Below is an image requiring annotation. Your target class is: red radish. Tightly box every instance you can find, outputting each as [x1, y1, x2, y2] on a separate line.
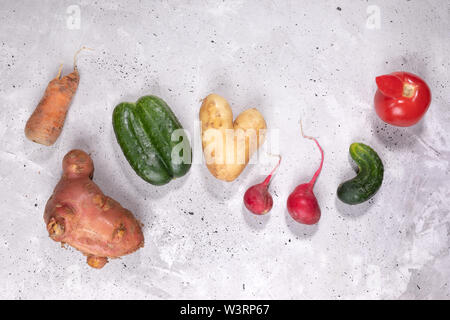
[243, 155, 281, 215]
[287, 124, 324, 225]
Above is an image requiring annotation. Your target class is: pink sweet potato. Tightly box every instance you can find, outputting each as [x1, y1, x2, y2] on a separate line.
[44, 149, 144, 269]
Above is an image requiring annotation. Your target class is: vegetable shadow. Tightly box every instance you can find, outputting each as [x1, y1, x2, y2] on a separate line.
[386, 53, 431, 81]
[334, 195, 376, 219]
[66, 136, 95, 155]
[199, 161, 253, 201]
[284, 209, 319, 239]
[369, 102, 424, 151]
[109, 126, 189, 201]
[201, 71, 236, 103]
[241, 202, 270, 231]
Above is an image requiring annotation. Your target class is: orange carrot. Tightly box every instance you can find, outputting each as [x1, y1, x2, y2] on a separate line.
[25, 47, 90, 146]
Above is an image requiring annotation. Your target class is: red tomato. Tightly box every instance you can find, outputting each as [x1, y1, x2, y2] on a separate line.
[374, 72, 431, 127]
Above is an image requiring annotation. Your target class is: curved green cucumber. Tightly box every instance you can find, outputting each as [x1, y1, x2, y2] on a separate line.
[113, 95, 191, 186]
[337, 143, 384, 205]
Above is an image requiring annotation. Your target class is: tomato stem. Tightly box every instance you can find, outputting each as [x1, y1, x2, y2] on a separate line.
[402, 83, 416, 98]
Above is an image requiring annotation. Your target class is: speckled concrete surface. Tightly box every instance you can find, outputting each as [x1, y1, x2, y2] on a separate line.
[0, 0, 449, 299]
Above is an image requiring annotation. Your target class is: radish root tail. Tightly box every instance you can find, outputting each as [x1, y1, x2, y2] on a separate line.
[267, 154, 282, 178]
[262, 154, 282, 186]
[300, 120, 324, 187]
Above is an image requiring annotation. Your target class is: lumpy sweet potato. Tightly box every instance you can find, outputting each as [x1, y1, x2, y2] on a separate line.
[44, 149, 144, 269]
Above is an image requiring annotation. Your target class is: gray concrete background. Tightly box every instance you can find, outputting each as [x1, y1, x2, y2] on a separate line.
[0, 0, 449, 299]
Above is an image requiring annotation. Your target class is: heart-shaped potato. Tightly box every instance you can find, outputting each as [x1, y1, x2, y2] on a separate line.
[199, 94, 267, 181]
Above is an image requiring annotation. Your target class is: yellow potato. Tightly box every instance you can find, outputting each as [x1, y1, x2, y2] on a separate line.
[199, 93, 267, 181]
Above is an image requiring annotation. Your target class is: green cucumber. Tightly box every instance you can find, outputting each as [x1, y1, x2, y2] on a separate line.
[113, 95, 191, 185]
[337, 142, 384, 205]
